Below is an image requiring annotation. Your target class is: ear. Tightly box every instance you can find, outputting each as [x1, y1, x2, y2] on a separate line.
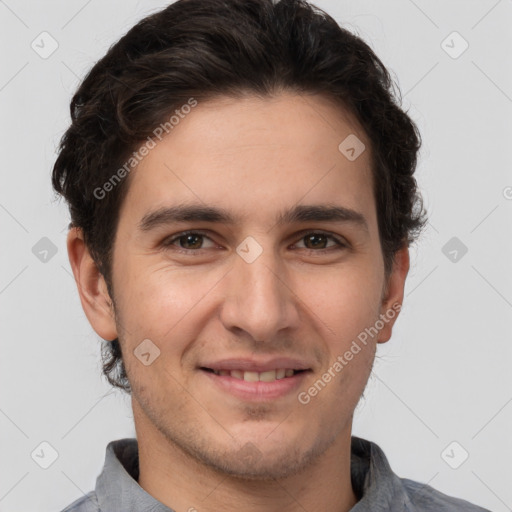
[377, 245, 410, 344]
[66, 227, 118, 341]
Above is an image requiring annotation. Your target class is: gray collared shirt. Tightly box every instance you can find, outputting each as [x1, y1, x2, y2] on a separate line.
[60, 436, 491, 511]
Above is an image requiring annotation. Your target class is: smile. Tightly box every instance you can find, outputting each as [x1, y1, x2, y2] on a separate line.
[202, 367, 306, 382]
[199, 367, 311, 401]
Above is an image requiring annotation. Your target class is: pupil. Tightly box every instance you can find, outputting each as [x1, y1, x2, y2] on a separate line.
[182, 234, 202, 249]
[306, 234, 326, 249]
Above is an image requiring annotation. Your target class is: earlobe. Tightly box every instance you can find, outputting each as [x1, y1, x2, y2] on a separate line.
[66, 227, 118, 341]
[377, 245, 410, 344]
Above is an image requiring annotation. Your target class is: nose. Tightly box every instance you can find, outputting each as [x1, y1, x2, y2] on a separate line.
[219, 246, 301, 343]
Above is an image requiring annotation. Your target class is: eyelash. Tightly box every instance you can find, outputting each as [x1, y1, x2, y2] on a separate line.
[161, 230, 348, 255]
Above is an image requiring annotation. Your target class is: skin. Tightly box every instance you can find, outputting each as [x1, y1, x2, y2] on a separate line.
[67, 92, 409, 512]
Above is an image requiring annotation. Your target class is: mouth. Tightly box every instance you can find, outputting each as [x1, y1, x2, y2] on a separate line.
[200, 367, 307, 382]
[199, 364, 311, 402]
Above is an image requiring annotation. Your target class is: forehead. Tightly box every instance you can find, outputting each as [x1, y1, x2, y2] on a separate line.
[118, 93, 376, 229]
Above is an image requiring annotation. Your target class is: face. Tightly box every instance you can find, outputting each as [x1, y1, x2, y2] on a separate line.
[73, 92, 409, 480]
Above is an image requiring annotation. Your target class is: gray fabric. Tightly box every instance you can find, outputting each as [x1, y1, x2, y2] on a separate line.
[60, 436, 491, 511]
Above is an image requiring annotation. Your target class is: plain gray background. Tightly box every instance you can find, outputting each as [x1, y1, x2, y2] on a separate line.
[1, 0, 511, 510]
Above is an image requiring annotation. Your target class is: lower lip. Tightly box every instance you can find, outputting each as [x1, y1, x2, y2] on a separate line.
[200, 369, 309, 402]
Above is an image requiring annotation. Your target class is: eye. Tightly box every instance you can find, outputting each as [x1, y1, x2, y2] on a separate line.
[293, 231, 347, 252]
[162, 230, 217, 252]
[161, 230, 347, 254]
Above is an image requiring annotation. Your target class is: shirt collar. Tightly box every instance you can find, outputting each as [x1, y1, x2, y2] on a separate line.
[350, 436, 413, 510]
[96, 438, 174, 511]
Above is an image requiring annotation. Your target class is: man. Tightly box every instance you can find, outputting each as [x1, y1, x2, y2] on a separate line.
[53, 0, 490, 510]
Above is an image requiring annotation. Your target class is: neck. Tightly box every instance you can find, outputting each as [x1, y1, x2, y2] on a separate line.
[134, 407, 358, 512]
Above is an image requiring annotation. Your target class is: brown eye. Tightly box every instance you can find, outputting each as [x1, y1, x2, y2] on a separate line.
[295, 231, 346, 251]
[303, 233, 328, 249]
[162, 231, 216, 251]
[178, 233, 203, 249]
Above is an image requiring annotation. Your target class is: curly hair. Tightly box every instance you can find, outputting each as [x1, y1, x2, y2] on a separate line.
[52, 0, 427, 393]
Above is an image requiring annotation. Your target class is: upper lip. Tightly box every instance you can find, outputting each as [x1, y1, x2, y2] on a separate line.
[200, 357, 312, 373]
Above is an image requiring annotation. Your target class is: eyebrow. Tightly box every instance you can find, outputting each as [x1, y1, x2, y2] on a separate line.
[138, 203, 369, 233]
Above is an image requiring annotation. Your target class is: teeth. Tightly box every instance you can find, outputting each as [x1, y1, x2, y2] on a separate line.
[259, 370, 276, 382]
[212, 368, 300, 381]
[243, 371, 259, 382]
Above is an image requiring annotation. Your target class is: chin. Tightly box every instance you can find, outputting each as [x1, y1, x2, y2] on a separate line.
[171, 423, 332, 482]
[199, 443, 319, 481]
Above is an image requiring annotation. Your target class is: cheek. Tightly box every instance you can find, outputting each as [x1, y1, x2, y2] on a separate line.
[313, 266, 381, 403]
[118, 266, 220, 350]
[295, 262, 383, 340]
